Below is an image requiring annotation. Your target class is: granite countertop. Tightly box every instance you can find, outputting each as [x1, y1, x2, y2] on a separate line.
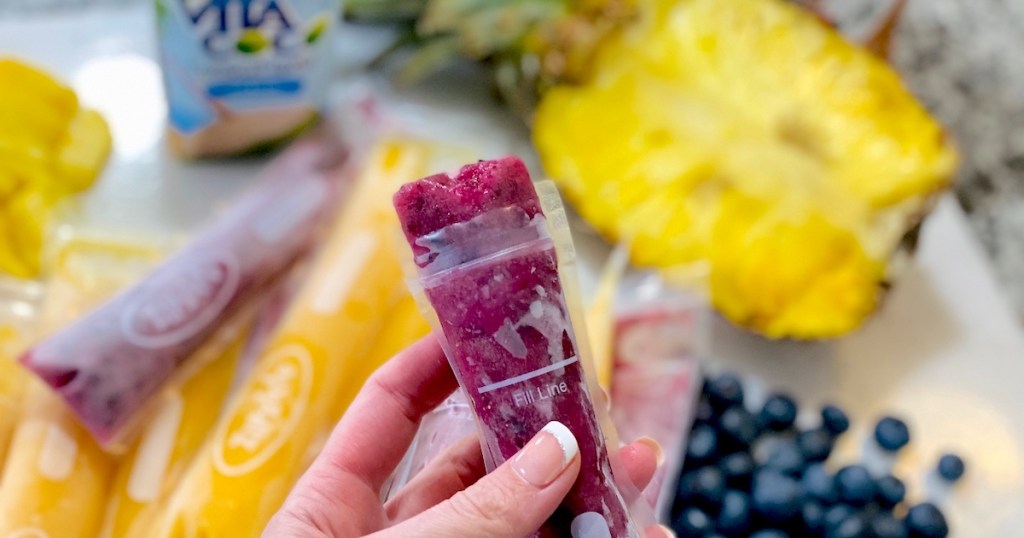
[896, 0, 1024, 324]
[3, 0, 1022, 322]
[824, 0, 1024, 323]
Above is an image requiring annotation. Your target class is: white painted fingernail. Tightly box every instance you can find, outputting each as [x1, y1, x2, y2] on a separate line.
[514, 421, 580, 487]
[543, 421, 579, 467]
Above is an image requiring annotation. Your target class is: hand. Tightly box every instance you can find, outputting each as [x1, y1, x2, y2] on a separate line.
[264, 336, 675, 538]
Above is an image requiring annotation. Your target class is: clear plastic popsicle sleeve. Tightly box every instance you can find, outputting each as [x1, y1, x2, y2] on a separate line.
[393, 157, 649, 537]
[609, 280, 705, 522]
[18, 137, 352, 450]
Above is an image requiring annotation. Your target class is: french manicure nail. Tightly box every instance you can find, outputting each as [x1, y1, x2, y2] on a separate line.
[636, 436, 665, 467]
[513, 421, 579, 487]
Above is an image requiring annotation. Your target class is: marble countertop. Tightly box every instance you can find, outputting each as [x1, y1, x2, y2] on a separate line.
[3, 0, 1022, 322]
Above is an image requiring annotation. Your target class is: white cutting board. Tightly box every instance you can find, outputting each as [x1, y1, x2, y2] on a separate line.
[2, 4, 1022, 536]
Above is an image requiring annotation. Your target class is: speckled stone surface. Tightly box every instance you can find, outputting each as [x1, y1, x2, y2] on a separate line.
[824, 0, 1024, 322]
[3, 0, 1022, 321]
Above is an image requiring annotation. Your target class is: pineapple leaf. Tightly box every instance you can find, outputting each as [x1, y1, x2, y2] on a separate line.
[455, 0, 566, 58]
[419, 0, 516, 35]
[397, 35, 464, 85]
[345, 0, 424, 21]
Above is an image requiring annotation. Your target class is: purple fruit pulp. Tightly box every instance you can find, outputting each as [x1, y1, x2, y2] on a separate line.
[394, 157, 636, 537]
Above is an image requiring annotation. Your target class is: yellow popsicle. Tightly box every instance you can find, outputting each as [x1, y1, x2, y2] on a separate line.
[332, 292, 431, 421]
[0, 337, 26, 474]
[99, 323, 250, 538]
[0, 235, 163, 538]
[585, 243, 629, 391]
[0, 379, 115, 538]
[0, 280, 42, 474]
[149, 140, 432, 537]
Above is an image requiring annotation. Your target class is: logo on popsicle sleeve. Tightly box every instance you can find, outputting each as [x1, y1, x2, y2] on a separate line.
[122, 250, 240, 348]
[212, 342, 313, 476]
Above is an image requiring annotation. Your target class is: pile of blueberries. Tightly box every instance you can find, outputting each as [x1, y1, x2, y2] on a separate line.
[669, 373, 966, 538]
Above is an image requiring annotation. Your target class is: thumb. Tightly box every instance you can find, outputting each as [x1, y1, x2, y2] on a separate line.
[379, 421, 581, 538]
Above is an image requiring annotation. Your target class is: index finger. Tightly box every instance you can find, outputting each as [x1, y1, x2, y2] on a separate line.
[306, 334, 457, 495]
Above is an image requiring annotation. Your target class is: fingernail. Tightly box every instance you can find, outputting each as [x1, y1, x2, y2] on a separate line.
[660, 525, 678, 538]
[513, 421, 578, 487]
[636, 436, 665, 467]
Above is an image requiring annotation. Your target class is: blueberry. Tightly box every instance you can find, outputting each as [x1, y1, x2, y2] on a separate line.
[801, 501, 826, 534]
[759, 394, 798, 431]
[937, 453, 965, 482]
[762, 440, 806, 476]
[797, 428, 834, 462]
[695, 398, 715, 424]
[673, 506, 713, 537]
[679, 466, 726, 511]
[835, 465, 876, 507]
[749, 531, 790, 538]
[828, 513, 868, 538]
[751, 470, 803, 525]
[874, 417, 911, 452]
[720, 452, 755, 488]
[686, 424, 719, 466]
[716, 490, 751, 535]
[871, 513, 909, 538]
[823, 504, 856, 533]
[822, 404, 851, 436]
[874, 475, 906, 509]
[707, 373, 745, 410]
[801, 463, 836, 503]
[904, 503, 949, 538]
[717, 405, 759, 449]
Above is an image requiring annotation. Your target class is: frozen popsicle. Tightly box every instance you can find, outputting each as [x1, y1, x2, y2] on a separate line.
[99, 323, 249, 538]
[0, 380, 115, 538]
[331, 293, 431, 421]
[147, 139, 427, 538]
[394, 157, 638, 537]
[587, 244, 629, 391]
[0, 280, 43, 472]
[610, 306, 702, 521]
[0, 351, 25, 474]
[0, 231, 168, 537]
[19, 138, 348, 447]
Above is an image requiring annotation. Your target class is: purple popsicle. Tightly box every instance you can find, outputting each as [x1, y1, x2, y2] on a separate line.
[19, 139, 348, 448]
[394, 157, 638, 538]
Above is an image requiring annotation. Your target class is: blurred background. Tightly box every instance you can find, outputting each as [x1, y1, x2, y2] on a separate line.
[2, 0, 1022, 323]
[1, 0, 1022, 537]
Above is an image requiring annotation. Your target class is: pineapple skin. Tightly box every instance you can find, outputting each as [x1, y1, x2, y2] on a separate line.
[534, 0, 958, 339]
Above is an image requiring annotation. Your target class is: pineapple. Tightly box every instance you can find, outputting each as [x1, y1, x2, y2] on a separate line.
[0, 59, 112, 279]
[348, 0, 957, 339]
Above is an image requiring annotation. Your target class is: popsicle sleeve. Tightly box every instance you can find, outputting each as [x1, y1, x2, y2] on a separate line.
[329, 292, 431, 423]
[0, 235, 162, 537]
[0, 379, 115, 538]
[393, 157, 639, 537]
[98, 322, 250, 538]
[0, 351, 26, 477]
[146, 140, 429, 538]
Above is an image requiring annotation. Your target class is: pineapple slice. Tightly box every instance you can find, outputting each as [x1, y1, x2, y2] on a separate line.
[55, 108, 113, 193]
[534, 0, 957, 338]
[0, 58, 112, 278]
